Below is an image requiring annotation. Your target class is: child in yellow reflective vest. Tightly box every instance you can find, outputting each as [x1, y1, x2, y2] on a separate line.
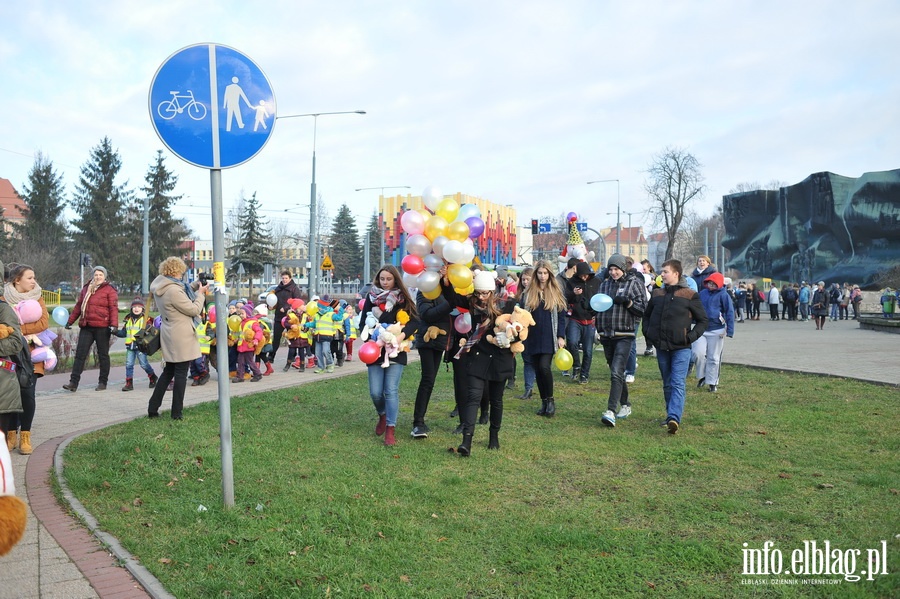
[118, 297, 158, 391]
[233, 306, 263, 382]
[344, 305, 358, 361]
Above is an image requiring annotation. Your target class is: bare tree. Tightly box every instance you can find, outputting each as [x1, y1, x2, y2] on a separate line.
[728, 180, 790, 194]
[644, 146, 705, 260]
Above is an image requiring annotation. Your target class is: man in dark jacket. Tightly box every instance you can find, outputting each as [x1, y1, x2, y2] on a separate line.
[564, 261, 600, 384]
[597, 254, 646, 426]
[270, 271, 303, 368]
[642, 259, 708, 435]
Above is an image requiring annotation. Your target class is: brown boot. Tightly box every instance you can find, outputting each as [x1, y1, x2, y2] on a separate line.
[6, 430, 17, 452]
[384, 426, 396, 446]
[18, 431, 32, 455]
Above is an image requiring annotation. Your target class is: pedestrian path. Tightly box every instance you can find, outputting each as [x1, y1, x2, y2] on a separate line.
[0, 318, 896, 598]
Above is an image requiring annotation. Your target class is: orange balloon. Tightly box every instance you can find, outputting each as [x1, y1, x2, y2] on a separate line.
[424, 216, 449, 241]
[446, 220, 470, 242]
[448, 263, 473, 289]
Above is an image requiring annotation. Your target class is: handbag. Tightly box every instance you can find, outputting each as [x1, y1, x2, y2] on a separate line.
[133, 323, 161, 356]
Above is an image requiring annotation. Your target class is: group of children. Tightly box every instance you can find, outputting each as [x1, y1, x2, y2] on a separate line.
[280, 295, 358, 374]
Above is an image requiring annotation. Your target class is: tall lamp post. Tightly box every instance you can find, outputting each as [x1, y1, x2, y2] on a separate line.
[355, 186, 410, 281]
[588, 179, 620, 254]
[622, 211, 639, 256]
[277, 110, 366, 297]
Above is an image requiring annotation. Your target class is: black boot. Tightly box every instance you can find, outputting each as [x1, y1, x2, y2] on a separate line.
[488, 428, 500, 450]
[449, 407, 459, 418]
[457, 433, 473, 457]
[478, 409, 490, 425]
[536, 399, 548, 416]
[544, 398, 556, 418]
[518, 388, 532, 400]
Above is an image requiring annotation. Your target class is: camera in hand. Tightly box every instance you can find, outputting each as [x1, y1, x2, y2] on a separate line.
[198, 272, 211, 286]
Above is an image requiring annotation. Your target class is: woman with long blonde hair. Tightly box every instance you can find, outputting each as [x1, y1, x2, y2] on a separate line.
[520, 260, 567, 417]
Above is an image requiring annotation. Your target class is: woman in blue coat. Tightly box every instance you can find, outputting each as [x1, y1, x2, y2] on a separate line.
[520, 260, 567, 417]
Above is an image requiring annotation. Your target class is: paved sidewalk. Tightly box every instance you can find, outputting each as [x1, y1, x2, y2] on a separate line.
[0, 318, 896, 598]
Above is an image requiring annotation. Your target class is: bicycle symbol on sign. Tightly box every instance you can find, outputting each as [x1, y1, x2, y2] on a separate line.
[157, 90, 208, 121]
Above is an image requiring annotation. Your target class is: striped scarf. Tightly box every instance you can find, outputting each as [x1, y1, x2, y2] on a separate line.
[454, 320, 487, 359]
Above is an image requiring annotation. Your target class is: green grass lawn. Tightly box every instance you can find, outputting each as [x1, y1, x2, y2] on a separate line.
[62, 358, 899, 598]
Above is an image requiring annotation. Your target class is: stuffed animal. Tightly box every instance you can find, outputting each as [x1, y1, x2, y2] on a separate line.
[487, 306, 535, 354]
[358, 313, 381, 342]
[558, 217, 595, 271]
[0, 442, 27, 556]
[423, 326, 447, 343]
[282, 311, 302, 340]
[375, 323, 408, 368]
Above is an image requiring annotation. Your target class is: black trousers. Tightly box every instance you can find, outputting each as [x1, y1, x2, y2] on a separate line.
[270, 316, 286, 361]
[461, 377, 504, 436]
[69, 326, 111, 385]
[147, 360, 190, 419]
[532, 353, 554, 399]
[413, 348, 443, 427]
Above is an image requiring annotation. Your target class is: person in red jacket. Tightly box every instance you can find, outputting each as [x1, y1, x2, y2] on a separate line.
[62, 266, 119, 392]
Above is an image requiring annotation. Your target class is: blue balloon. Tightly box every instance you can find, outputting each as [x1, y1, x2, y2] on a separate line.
[590, 293, 613, 312]
[51, 306, 69, 327]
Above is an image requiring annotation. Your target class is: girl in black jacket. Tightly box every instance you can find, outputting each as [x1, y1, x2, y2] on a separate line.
[442, 270, 516, 457]
[410, 292, 453, 438]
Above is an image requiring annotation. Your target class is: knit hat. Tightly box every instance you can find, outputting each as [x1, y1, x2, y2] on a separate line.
[704, 272, 725, 289]
[287, 298, 304, 311]
[317, 295, 331, 309]
[253, 304, 269, 317]
[242, 305, 254, 318]
[607, 254, 627, 271]
[131, 297, 145, 307]
[93, 266, 108, 279]
[495, 265, 509, 281]
[473, 270, 496, 292]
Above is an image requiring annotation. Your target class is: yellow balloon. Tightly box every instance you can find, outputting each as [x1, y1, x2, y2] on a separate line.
[424, 216, 449, 241]
[435, 198, 459, 222]
[461, 283, 475, 296]
[418, 209, 431, 221]
[227, 315, 242, 332]
[446, 220, 470, 242]
[306, 303, 319, 316]
[553, 348, 574, 371]
[422, 286, 442, 300]
[447, 263, 473, 289]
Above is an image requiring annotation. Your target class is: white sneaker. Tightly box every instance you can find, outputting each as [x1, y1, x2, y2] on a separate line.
[625, 374, 635, 383]
[601, 410, 616, 427]
[616, 405, 632, 419]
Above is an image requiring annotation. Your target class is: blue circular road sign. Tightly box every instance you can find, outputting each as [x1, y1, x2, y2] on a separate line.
[149, 43, 276, 169]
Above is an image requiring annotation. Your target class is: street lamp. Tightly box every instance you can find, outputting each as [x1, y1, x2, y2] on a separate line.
[355, 186, 410, 281]
[622, 211, 639, 256]
[588, 179, 620, 254]
[277, 110, 366, 297]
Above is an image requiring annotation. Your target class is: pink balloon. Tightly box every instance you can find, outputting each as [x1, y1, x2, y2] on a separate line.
[401, 254, 425, 275]
[400, 210, 425, 235]
[358, 341, 381, 365]
[358, 299, 366, 311]
[208, 306, 216, 322]
[454, 312, 472, 334]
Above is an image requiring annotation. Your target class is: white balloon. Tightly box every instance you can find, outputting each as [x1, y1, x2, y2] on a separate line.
[459, 243, 475, 264]
[265, 293, 278, 308]
[431, 235, 449, 260]
[443, 240, 466, 264]
[405, 234, 432, 257]
[424, 253, 444, 271]
[417, 270, 441, 293]
[422, 185, 443, 212]
[402, 272, 419, 289]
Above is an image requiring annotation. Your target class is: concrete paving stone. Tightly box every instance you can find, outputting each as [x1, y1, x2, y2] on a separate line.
[39, 579, 100, 599]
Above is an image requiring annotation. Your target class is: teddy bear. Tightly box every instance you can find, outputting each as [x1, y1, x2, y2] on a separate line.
[423, 326, 447, 343]
[487, 305, 536, 354]
[0, 441, 27, 556]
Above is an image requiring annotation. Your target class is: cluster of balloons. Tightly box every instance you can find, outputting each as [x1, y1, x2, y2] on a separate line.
[398, 186, 487, 299]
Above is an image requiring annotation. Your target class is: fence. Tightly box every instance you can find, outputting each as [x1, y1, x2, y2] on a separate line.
[41, 288, 62, 306]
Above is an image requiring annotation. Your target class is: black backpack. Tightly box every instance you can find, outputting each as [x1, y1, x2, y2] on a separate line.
[11, 334, 35, 389]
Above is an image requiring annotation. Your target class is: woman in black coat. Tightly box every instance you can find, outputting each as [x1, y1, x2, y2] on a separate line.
[441, 271, 516, 457]
[410, 291, 453, 439]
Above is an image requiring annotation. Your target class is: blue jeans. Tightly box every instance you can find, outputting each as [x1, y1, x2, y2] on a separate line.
[601, 337, 631, 412]
[656, 348, 692, 424]
[625, 321, 640, 376]
[125, 348, 155, 379]
[368, 363, 405, 426]
[566, 320, 595, 380]
[315, 339, 334, 369]
[521, 353, 536, 392]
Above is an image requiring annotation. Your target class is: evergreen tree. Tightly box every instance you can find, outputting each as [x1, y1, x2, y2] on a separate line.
[0, 208, 10, 257]
[365, 212, 383, 282]
[231, 192, 275, 297]
[128, 151, 191, 284]
[17, 151, 70, 244]
[329, 204, 363, 280]
[70, 137, 134, 283]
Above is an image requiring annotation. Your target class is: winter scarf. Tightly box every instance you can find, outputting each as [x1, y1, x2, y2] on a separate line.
[2, 281, 43, 305]
[367, 286, 403, 314]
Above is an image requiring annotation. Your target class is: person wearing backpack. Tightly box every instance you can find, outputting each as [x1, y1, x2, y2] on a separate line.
[118, 297, 159, 392]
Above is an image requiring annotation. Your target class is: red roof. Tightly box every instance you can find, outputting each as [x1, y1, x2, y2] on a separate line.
[0, 178, 28, 221]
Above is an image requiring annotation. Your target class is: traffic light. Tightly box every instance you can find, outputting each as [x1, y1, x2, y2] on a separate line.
[531, 219, 538, 235]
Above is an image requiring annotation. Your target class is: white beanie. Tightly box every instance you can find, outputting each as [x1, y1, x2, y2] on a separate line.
[253, 305, 269, 317]
[473, 270, 496, 292]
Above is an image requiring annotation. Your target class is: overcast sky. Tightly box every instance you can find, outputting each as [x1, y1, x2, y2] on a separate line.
[2, 0, 898, 241]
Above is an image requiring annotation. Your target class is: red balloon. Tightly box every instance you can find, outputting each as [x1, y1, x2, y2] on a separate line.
[401, 254, 425, 275]
[358, 341, 381, 365]
[358, 299, 365, 311]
